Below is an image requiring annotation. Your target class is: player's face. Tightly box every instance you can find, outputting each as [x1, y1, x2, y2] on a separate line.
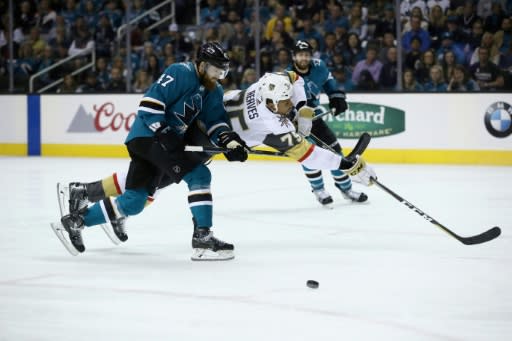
[276, 99, 293, 115]
[294, 51, 311, 70]
[199, 62, 226, 90]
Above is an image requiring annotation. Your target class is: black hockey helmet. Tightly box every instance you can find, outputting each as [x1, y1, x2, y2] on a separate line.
[292, 40, 313, 55]
[196, 41, 230, 70]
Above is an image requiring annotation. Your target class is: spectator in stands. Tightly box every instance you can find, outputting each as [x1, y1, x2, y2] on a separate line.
[68, 27, 94, 56]
[76, 70, 103, 93]
[343, 32, 365, 67]
[379, 46, 398, 90]
[296, 17, 324, 51]
[447, 63, 480, 90]
[402, 68, 424, 91]
[441, 50, 457, 80]
[100, 0, 123, 30]
[264, 3, 293, 41]
[331, 66, 354, 91]
[495, 17, 512, 53]
[273, 48, 291, 72]
[36, 0, 57, 35]
[426, 0, 450, 14]
[416, 48, 437, 83]
[239, 68, 256, 90]
[483, 1, 507, 33]
[95, 56, 110, 88]
[200, 0, 223, 27]
[444, 15, 469, 49]
[465, 20, 485, 62]
[378, 31, 397, 63]
[105, 66, 125, 92]
[17, 0, 37, 35]
[35, 45, 55, 86]
[428, 5, 447, 50]
[57, 74, 77, 93]
[81, 0, 99, 31]
[347, 3, 368, 42]
[402, 14, 431, 53]
[352, 46, 383, 88]
[146, 54, 161, 82]
[403, 6, 429, 32]
[132, 69, 152, 93]
[423, 64, 448, 91]
[28, 27, 47, 57]
[293, 0, 323, 25]
[321, 32, 341, 65]
[15, 43, 37, 78]
[60, 0, 79, 28]
[460, 1, 481, 35]
[259, 49, 274, 74]
[401, 0, 428, 19]
[323, 3, 349, 34]
[374, 4, 397, 40]
[470, 31, 500, 64]
[95, 14, 115, 58]
[168, 23, 194, 61]
[436, 31, 466, 65]
[469, 45, 505, 90]
[221, 0, 245, 23]
[405, 35, 424, 70]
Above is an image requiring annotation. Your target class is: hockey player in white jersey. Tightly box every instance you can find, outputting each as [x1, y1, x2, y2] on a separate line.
[223, 71, 376, 187]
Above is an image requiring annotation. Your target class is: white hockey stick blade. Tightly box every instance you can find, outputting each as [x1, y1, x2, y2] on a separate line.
[100, 223, 122, 245]
[191, 249, 235, 261]
[50, 222, 79, 256]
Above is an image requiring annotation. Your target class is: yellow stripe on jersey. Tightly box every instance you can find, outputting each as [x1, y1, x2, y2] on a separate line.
[285, 70, 299, 84]
[284, 139, 313, 161]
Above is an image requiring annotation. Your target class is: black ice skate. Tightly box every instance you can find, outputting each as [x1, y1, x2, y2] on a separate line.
[339, 187, 368, 203]
[111, 217, 128, 242]
[191, 228, 234, 261]
[69, 182, 89, 213]
[50, 210, 86, 256]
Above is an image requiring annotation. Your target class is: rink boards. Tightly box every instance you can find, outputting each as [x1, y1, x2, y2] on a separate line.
[0, 93, 511, 165]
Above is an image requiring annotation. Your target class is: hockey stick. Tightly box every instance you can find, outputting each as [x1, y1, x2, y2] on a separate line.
[308, 131, 371, 159]
[185, 145, 286, 157]
[312, 106, 336, 121]
[370, 177, 501, 245]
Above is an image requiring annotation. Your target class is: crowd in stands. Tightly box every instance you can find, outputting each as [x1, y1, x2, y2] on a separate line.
[0, 0, 511, 93]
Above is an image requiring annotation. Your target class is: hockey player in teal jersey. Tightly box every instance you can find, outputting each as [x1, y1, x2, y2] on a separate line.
[287, 40, 368, 207]
[54, 42, 248, 261]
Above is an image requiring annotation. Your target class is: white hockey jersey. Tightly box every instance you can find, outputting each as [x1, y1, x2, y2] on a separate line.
[223, 71, 342, 170]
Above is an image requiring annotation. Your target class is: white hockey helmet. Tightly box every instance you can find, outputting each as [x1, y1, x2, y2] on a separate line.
[257, 72, 293, 108]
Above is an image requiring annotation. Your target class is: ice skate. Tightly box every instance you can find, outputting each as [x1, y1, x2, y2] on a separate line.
[69, 182, 89, 213]
[50, 212, 85, 255]
[340, 188, 368, 203]
[312, 188, 334, 208]
[110, 217, 128, 242]
[191, 228, 234, 261]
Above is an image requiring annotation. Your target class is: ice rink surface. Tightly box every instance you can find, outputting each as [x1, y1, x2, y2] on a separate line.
[0, 156, 511, 341]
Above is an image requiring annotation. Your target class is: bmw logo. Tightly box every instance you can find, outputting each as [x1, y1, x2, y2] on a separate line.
[484, 102, 512, 138]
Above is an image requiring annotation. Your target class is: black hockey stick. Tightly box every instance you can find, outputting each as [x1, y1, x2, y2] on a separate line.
[309, 131, 371, 159]
[371, 177, 501, 245]
[185, 145, 286, 157]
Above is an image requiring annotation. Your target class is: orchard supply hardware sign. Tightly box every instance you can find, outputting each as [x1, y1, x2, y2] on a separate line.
[321, 103, 405, 139]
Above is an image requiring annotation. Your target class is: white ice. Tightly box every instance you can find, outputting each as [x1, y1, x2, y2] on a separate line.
[0, 157, 511, 341]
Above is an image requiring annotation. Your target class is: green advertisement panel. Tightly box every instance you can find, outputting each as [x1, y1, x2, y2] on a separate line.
[321, 103, 405, 139]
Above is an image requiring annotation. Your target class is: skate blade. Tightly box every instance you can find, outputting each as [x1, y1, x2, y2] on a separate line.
[50, 222, 79, 256]
[321, 202, 334, 210]
[191, 248, 235, 261]
[56, 182, 70, 217]
[100, 223, 122, 245]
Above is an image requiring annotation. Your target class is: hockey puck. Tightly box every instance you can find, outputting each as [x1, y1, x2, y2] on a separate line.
[306, 280, 319, 289]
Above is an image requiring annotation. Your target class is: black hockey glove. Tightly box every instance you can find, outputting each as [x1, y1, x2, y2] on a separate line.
[154, 122, 183, 152]
[218, 131, 249, 162]
[329, 91, 348, 116]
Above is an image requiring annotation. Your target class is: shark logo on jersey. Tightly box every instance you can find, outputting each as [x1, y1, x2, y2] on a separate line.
[174, 94, 202, 133]
[304, 79, 321, 102]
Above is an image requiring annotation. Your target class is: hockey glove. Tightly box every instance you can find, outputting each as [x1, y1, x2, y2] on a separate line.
[339, 155, 376, 186]
[154, 122, 183, 152]
[296, 106, 314, 136]
[218, 131, 249, 162]
[329, 91, 348, 116]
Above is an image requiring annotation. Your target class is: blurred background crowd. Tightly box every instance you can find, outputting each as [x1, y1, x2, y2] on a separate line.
[0, 0, 511, 93]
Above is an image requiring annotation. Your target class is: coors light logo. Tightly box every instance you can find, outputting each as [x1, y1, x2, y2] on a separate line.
[67, 102, 136, 133]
